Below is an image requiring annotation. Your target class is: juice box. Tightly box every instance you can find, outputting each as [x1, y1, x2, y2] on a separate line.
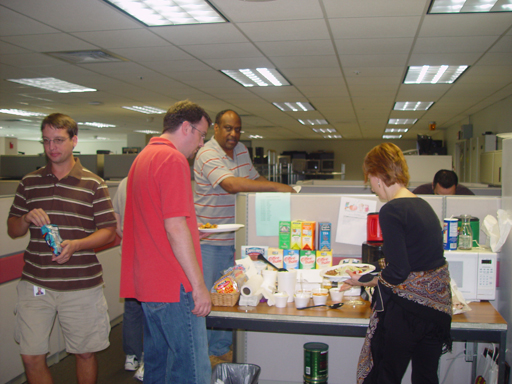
[283, 249, 299, 270]
[267, 247, 284, 269]
[316, 250, 332, 269]
[301, 221, 316, 251]
[279, 221, 291, 249]
[290, 221, 302, 250]
[318, 222, 332, 251]
[299, 250, 316, 269]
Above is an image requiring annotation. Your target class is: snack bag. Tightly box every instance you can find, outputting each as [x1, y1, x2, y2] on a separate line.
[41, 224, 63, 256]
[211, 265, 248, 294]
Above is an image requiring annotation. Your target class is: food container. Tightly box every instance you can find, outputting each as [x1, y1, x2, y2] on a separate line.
[294, 292, 311, 309]
[312, 288, 328, 306]
[274, 292, 289, 308]
[329, 288, 344, 302]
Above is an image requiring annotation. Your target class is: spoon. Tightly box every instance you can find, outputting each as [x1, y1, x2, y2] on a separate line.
[256, 253, 288, 272]
[297, 303, 344, 310]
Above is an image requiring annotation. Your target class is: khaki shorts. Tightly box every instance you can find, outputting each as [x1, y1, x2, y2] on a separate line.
[14, 280, 110, 355]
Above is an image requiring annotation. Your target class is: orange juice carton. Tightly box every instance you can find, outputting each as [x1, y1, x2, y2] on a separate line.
[299, 250, 316, 269]
[283, 249, 299, 270]
[241, 245, 268, 270]
[290, 221, 302, 250]
[301, 221, 316, 251]
[279, 221, 291, 249]
[267, 247, 284, 269]
[318, 222, 332, 251]
[316, 250, 333, 269]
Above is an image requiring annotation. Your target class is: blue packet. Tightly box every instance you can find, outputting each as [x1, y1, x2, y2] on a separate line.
[41, 224, 63, 256]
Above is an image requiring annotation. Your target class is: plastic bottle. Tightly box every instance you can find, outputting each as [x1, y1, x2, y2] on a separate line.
[458, 214, 473, 250]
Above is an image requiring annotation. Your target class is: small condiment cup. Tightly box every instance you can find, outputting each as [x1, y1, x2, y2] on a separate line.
[330, 288, 344, 302]
[274, 292, 289, 308]
[312, 288, 329, 306]
[294, 292, 311, 309]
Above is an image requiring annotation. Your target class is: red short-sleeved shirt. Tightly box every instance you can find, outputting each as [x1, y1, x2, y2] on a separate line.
[120, 137, 202, 302]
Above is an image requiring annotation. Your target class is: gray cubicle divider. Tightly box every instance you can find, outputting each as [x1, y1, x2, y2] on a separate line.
[235, 193, 445, 259]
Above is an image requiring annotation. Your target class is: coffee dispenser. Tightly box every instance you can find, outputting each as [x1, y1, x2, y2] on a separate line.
[362, 213, 385, 270]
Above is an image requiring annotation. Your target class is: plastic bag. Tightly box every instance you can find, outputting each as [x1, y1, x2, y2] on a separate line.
[482, 210, 512, 252]
[211, 363, 261, 384]
[475, 345, 498, 384]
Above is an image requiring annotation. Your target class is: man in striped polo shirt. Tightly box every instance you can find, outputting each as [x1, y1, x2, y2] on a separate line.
[8, 113, 117, 384]
[194, 109, 295, 364]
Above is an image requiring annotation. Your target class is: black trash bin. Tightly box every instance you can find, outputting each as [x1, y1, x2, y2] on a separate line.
[211, 362, 261, 384]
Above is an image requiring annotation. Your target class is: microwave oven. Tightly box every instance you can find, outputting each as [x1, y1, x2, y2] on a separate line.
[444, 249, 497, 301]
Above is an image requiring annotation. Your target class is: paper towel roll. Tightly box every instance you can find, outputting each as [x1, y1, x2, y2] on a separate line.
[277, 270, 297, 302]
[241, 274, 264, 297]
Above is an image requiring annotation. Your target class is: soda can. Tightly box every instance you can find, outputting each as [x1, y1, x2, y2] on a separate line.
[443, 218, 458, 251]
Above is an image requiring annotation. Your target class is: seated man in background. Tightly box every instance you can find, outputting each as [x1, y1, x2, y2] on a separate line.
[412, 169, 475, 195]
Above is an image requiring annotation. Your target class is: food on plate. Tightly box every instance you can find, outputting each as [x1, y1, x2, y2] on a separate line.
[199, 222, 218, 229]
[325, 264, 372, 277]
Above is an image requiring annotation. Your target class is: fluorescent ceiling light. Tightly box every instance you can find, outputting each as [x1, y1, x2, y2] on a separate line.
[394, 101, 434, 111]
[312, 128, 337, 133]
[385, 128, 409, 133]
[429, 0, 512, 13]
[78, 122, 116, 128]
[221, 68, 290, 87]
[298, 119, 329, 126]
[388, 118, 417, 125]
[249, 135, 263, 139]
[0, 109, 46, 117]
[7, 77, 97, 93]
[404, 65, 468, 84]
[95, 136, 109, 140]
[383, 135, 403, 139]
[104, 0, 226, 26]
[46, 50, 127, 64]
[123, 106, 166, 114]
[135, 130, 160, 134]
[273, 102, 315, 112]
[323, 135, 342, 139]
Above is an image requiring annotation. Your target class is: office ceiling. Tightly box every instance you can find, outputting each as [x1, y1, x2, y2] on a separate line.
[0, 0, 511, 143]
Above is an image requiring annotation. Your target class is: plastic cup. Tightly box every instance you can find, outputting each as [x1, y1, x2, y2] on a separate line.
[330, 288, 344, 302]
[312, 288, 329, 306]
[294, 292, 311, 309]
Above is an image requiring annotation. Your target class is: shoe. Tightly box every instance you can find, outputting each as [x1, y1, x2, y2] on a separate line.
[218, 350, 233, 362]
[124, 355, 139, 371]
[134, 363, 144, 381]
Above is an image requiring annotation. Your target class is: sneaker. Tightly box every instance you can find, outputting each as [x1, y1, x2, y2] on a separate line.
[124, 355, 139, 371]
[134, 363, 144, 381]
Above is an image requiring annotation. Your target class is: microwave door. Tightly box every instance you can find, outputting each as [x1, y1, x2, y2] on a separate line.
[446, 255, 478, 301]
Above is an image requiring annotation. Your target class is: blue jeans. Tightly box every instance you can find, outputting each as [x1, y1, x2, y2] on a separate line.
[122, 298, 144, 361]
[141, 286, 211, 384]
[201, 243, 235, 357]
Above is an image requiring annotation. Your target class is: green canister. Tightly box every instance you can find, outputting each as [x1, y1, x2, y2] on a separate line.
[304, 342, 328, 383]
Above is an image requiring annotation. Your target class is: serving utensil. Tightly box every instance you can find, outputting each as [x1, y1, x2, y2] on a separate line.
[297, 303, 344, 310]
[257, 253, 288, 272]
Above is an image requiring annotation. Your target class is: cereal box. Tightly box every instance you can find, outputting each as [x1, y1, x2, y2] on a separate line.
[299, 250, 316, 269]
[279, 221, 291, 249]
[283, 249, 299, 270]
[317, 222, 332, 251]
[301, 221, 316, 251]
[316, 250, 332, 269]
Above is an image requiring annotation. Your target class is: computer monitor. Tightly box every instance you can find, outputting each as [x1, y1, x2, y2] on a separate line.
[306, 160, 320, 171]
[320, 160, 334, 172]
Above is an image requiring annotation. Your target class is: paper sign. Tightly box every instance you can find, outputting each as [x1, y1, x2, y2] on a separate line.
[255, 193, 291, 236]
[335, 197, 377, 245]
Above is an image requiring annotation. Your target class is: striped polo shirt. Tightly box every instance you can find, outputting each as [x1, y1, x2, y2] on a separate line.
[9, 158, 116, 291]
[194, 138, 259, 246]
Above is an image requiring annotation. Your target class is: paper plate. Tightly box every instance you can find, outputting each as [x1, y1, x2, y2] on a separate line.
[198, 224, 244, 233]
[320, 263, 376, 282]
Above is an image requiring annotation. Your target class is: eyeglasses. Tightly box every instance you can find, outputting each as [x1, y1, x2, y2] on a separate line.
[223, 125, 241, 134]
[190, 125, 207, 140]
[40, 137, 70, 146]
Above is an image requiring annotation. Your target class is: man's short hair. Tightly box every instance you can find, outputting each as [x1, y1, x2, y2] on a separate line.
[433, 170, 458, 189]
[215, 109, 241, 125]
[41, 113, 78, 138]
[163, 100, 212, 133]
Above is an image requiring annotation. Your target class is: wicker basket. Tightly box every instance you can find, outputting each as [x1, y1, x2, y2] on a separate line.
[210, 291, 240, 307]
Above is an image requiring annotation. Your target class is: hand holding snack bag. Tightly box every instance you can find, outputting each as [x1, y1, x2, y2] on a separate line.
[41, 224, 63, 256]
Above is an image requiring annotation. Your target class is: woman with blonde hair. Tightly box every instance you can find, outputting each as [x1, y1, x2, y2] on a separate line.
[344, 143, 452, 384]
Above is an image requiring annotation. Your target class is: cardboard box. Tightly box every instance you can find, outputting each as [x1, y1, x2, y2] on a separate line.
[299, 250, 316, 269]
[290, 221, 302, 250]
[318, 222, 332, 251]
[301, 221, 316, 251]
[279, 221, 291, 249]
[316, 250, 332, 269]
[283, 249, 299, 270]
[267, 247, 284, 269]
[241, 246, 268, 270]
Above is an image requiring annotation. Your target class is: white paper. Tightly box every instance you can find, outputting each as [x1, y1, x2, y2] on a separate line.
[335, 197, 377, 246]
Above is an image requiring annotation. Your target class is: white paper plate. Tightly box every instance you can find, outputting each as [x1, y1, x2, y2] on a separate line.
[198, 224, 244, 233]
[320, 263, 376, 282]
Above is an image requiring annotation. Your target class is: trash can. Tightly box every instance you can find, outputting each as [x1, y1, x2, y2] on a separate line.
[211, 362, 261, 384]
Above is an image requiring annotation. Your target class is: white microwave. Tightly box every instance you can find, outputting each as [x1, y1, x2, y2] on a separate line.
[444, 249, 497, 301]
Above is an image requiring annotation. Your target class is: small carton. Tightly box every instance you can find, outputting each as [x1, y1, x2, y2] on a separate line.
[267, 247, 284, 269]
[241, 245, 268, 270]
[279, 221, 291, 249]
[316, 250, 332, 269]
[318, 222, 332, 251]
[301, 221, 316, 251]
[290, 221, 302, 250]
[283, 249, 300, 270]
[299, 250, 316, 269]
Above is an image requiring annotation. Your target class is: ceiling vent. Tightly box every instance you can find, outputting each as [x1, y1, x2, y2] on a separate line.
[45, 50, 128, 64]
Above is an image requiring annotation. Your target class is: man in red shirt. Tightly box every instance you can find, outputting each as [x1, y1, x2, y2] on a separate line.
[120, 100, 212, 384]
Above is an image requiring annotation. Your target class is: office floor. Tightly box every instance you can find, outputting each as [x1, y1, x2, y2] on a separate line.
[39, 323, 139, 384]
